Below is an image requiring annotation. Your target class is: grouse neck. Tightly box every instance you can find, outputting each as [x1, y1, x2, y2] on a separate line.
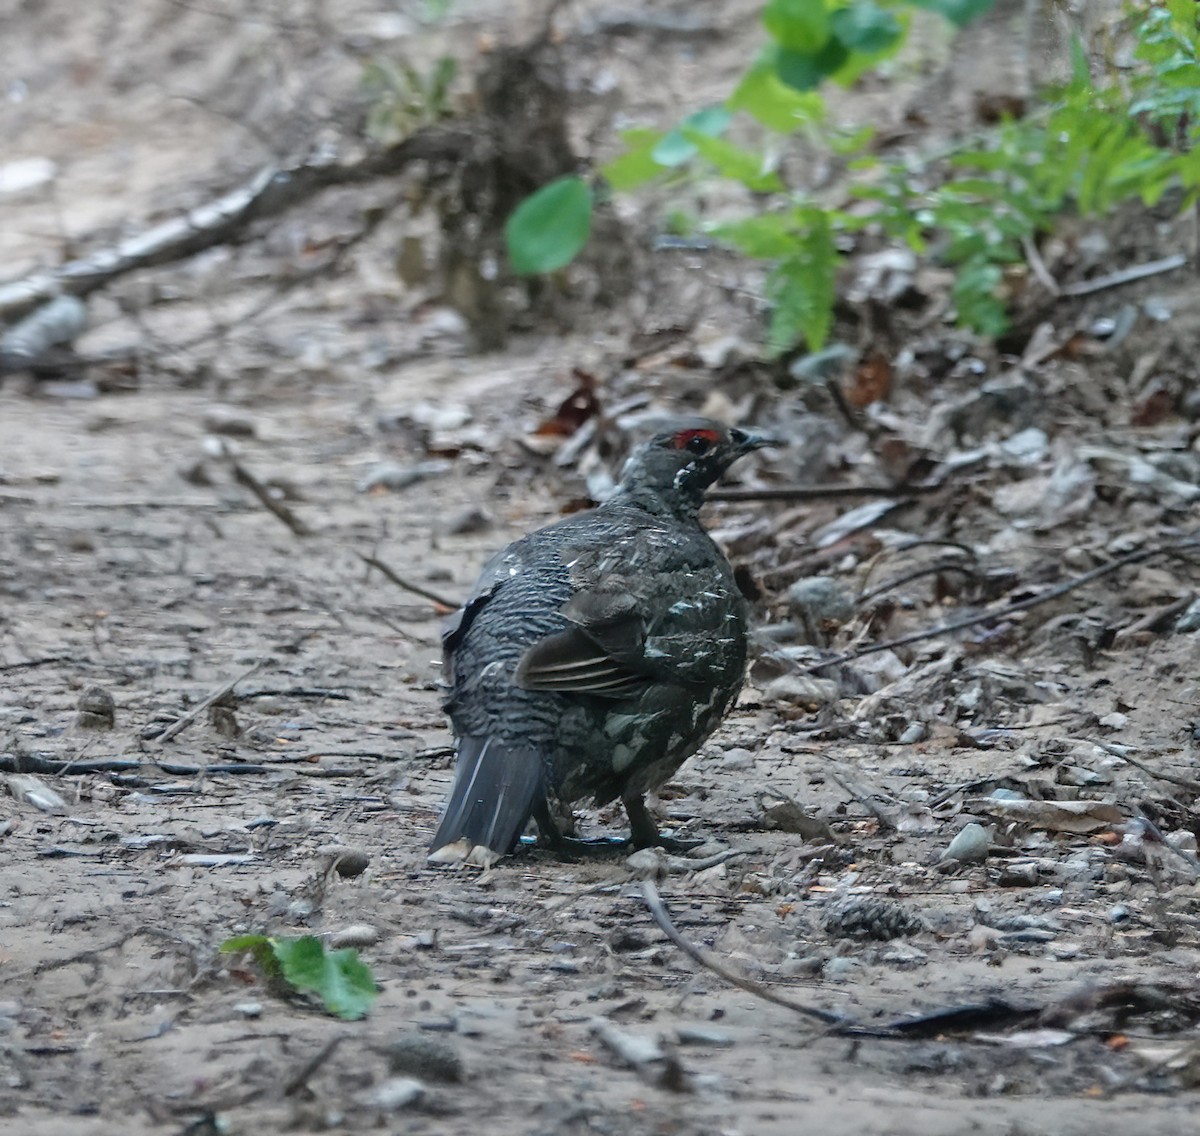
[606, 479, 705, 523]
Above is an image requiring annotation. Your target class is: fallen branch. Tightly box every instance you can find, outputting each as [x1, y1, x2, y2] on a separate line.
[0, 752, 364, 778]
[152, 661, 267, 742]
[227, 456, 311, 537]
[640, 880, 843, 1027]
[801, 534, 1198, 674]
[1059, 252, 1188, 298]
[0, 128, 474, 321]
[708, 483, 930, 503]
[358, 552, 460, 611]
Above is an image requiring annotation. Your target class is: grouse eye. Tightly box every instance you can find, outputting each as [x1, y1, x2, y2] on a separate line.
[673, 427, 722, 456]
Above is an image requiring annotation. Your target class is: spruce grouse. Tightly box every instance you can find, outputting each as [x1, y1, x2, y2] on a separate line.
[428, 420, 776, 866]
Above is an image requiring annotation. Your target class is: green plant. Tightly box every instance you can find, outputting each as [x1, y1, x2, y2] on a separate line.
[362, 55, 457, 145]
[504, 0, 1200, 351]
[221, 934, 379, 1021]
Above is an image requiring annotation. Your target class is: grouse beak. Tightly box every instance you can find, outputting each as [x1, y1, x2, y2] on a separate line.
[730, 427, 785, 455]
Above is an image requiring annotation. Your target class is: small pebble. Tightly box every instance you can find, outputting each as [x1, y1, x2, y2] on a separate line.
[75, 685, 114, 730]
[367, 1077, 426, 1111]
[202, 406, 257, 437]
[675, 1026, 733, 1047]
[998, 862, 1039, 888]
[234, 1001, 263, 1018]
[443, 505, 492, 535]
[785, 576, 855, 627]
[942, 823, 990, 864]
[325, 847, 370, 878]
[1108, 904, 1132, 924]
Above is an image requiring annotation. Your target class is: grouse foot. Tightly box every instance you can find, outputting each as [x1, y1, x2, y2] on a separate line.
[624, 792, 703, 852]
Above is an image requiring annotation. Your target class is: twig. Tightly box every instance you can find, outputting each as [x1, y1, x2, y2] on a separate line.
[1085, 739, 1200, 794]
[0, 654, 71, 672]
[826, 769, 898, 832]
[1135, 806, 1200, 879]
[640, 880, 843, 1026]
[358, 552, 460, 610]
[153, 661, 266, 742]
[0, 129, 473, 320]
[1021, 234, 1060, 296]
[707, 483, 930, 503]
[0, 752, 355, 777]
[1059, 253, 1187, 298]
[227, 457, 311, 537]
[857, 562, 977, 604]
[283, 1035, 345, 1097]
[801, 535, 1198, 674]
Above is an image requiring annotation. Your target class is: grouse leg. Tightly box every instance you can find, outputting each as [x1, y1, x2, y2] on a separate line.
[623, 791, 703, 852]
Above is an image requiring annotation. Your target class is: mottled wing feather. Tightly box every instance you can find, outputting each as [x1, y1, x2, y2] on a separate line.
[515, 624, 649, 698]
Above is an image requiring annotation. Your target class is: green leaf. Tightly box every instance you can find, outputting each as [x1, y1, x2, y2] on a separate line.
[952, 257, 1008, 337]
[776, 39, 851, 92]
[764, 212, 837, 353]
[830, 3, 902, 54]
[651, 105, 732, 167]
[505, 176, 593, 275]
[709, 213, 798, 258]
[681, 129, 784, 191]
[907, 0, 998, 28]
[273, 936, 378, 1022]
[222, 933, 379, 1021]
[729, 52, 826, 131]
[763, 0, 830, 53]
[221, 934, 280, 976]
[602, 129, 666, 190]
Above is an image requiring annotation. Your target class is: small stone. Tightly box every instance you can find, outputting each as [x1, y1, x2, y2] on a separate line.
[1165, 829, 1199, 854]
[202, 406, 258, 437]
[234, 1001, 263, 1018]
[1108, 904, 1132, 924]
[761, 673, 839, 707]
[326, 848, 370, 878]
[721, 747, 754, 770]
[443, 505, 492, 535]
[1176, 598, 1200, 632]
[367, 1077, 426, 1111]
[330, 924, 381, 949]
[785, 576, 855, 628]
[357, 460, 451, 493]
[385, 1033, 465, 1083]
[896, 721, 926, 745]
[75, 685, 114, 730]
[822, 957, 862, 981]
[942, 823, 990, 864]
[1098, 711, 1128, 730]
[675, 1025, 733, 1047]
[998, 862, 1040, 888]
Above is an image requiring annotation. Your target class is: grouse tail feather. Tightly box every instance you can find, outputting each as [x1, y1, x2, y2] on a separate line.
[428, 736, 543, 867]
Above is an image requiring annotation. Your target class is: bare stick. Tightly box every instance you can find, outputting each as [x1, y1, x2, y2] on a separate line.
[826, 769, 898, 832]
[1085, 739, 1200, 794]
[0, 129, 473, 321]
[153, 661, 266, 743]
[641, 880, 843, 1026]
[708, 483, 929, 503]
[283, 1035, 345, 1097]
[1021, 235, 1060, 296]
[1135, 806, 1200, 879]
[1059, 253, 1187, 298]
[358, 552, 459, 610]
[800, 535, 1198, 673]
[228, 457, 311, 537]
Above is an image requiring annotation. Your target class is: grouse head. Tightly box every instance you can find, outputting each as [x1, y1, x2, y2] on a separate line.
[613, 420, 779, 519]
